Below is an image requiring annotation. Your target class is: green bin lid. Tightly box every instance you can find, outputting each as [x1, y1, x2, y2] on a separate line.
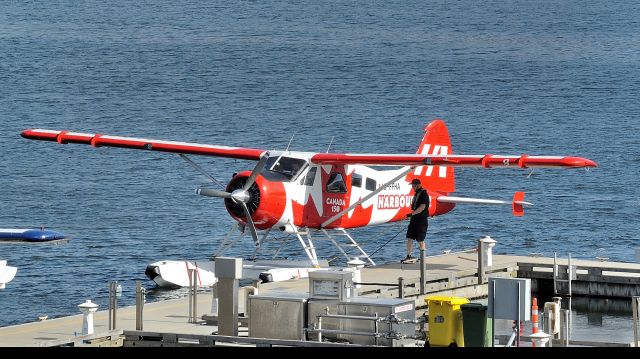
[460, 303, 486, 311]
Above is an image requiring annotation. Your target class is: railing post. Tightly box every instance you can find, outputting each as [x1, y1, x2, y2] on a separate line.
[192, 269, 198, 323]
[560, 309, 570, 346]
[553, 252, 558, 295]
[188, 268, 197, 323]
[373, 312, 379, 346]
[108, 280, 118, 330]
[633, 296, 640, 347]
[477, 239, 485, 284]
[545, 306, 553, 347]
[568, 253, 572, 297]
[135, 280, 145, 330]
[398, 277, 404, 299]
[419, 249, 426, 295]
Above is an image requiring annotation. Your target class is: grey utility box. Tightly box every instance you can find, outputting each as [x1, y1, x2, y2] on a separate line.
[488, 277, 531, 321]
[340, 297, 415, 346]
[309, 270, 355, 301]
[248, 293, 308, 341]
[308, 297, 415, 346]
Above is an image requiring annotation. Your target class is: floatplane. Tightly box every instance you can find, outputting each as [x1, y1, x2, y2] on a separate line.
[21, 119, 596, 287]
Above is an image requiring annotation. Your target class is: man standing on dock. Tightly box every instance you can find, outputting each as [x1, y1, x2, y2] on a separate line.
[402, 178, 429, 263]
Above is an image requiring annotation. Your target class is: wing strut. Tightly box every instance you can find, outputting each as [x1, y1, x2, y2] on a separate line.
[179, 154, 226, 189]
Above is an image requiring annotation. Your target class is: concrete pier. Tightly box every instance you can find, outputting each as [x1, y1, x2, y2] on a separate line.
[1, 251, 639, 347]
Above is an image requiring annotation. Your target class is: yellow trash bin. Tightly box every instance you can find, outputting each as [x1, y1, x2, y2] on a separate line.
[426, 296, 470, 347]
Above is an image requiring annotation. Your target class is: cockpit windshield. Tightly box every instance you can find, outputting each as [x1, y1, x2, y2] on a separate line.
[265, 156, 308, 181]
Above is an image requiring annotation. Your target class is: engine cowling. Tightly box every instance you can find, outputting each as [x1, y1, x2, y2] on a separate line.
[224, 171, 287, 230]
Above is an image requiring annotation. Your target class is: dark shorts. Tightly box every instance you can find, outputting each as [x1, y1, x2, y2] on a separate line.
[406, 220, 428, 242]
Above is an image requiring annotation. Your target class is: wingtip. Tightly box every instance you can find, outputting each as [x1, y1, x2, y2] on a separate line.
[566, 157, 598, 168]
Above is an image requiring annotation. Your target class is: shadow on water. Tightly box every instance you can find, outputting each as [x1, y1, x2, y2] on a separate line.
[534, 294, 636, 316]
[532, 294, 639, 344]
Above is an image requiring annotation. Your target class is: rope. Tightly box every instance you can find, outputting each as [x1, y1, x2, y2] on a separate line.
[366, 223, 407, 261]
[326, 222, 407, 265]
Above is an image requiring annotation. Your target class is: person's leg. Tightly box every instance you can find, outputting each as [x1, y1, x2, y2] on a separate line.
[406, 237, 414, 257]
[416, 226, 426, 256]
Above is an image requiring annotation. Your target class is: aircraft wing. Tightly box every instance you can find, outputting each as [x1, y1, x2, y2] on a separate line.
[311, 153, 597, 168]
[21, 129, 267, 161]
[21, 129, 597, 168]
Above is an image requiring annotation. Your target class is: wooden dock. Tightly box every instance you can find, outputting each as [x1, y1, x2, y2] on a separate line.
[1, 251, 639, 347]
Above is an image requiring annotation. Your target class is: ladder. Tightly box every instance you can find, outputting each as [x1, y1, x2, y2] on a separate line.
[553, 252, 575, 296]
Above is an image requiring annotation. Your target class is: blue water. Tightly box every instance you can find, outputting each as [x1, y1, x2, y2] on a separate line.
[1, 1, 639, 329]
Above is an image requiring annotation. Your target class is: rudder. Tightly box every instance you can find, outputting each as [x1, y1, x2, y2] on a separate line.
[407, 119, 455, 193]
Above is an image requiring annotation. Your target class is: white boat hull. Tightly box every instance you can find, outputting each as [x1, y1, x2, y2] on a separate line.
[145, 259, 329, 288]
[0, 260, 18, 289]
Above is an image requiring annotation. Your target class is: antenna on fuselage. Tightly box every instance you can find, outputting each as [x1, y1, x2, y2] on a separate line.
[285, 132, 296, 152]
[326, 136, 335, 153]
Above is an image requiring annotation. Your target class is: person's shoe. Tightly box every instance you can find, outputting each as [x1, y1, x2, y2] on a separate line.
[401, 254, 414, 263]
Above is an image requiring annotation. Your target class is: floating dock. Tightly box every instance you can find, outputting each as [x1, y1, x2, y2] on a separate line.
[1, 251, 639, 347]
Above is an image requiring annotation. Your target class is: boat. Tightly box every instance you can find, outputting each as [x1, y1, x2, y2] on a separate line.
[144, 258, 330, 288]
[0, 260, 18, 289]
[0, 228, 67, 243]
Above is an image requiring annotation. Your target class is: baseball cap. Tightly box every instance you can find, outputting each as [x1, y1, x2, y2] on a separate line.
[410, 179, 421, 185]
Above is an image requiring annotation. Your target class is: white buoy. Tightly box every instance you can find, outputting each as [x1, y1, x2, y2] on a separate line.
[78, 300, 99, 335]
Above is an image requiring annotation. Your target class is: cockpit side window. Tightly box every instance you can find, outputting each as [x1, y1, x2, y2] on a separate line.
[365, 177, 376, 191]
[302, 167, 317, 186]
[327, 172, 347, 193]
[352, 173, 362, 188]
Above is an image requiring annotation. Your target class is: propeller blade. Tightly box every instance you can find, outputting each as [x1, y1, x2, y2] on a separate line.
[196, 188, 232, 198]
[240, 201, 259, 244]
[243, 152, 270, 192]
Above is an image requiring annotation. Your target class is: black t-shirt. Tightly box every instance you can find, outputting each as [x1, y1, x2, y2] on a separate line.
[410, 188, 429, 223]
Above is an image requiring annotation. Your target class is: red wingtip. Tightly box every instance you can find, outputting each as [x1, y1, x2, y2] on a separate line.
[565, 157, 598, 168]
[21, 129, 58, 141]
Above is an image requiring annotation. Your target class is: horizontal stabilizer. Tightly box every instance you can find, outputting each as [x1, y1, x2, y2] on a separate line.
[437, 192, 533, 217]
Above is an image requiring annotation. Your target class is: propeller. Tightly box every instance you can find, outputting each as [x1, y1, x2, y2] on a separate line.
[195, 152, 270, 244]
[195, 188, 231, 198]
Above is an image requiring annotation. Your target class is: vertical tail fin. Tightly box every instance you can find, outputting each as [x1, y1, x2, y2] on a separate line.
[408, 119, 455, 193]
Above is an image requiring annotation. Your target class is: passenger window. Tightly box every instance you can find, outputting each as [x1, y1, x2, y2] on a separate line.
[327, 172, 347, 193]
[302, 167, 317, 186]
[365, 178, 376, 191]
[352, 173, 362, 188]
